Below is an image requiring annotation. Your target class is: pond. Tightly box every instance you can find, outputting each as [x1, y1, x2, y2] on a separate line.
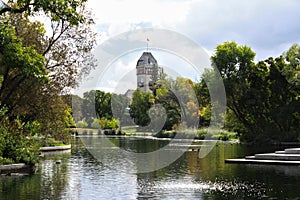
[1, 136, 300, 199]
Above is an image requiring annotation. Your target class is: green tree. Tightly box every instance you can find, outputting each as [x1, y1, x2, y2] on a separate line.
[284, 44, 300, 89]
[81, 90, 97, 126]
[212, 41, 300, 143]
[211, 41, 257, 139]
[95, 90, 112, 119]
[0, 0, 87, 25]
[129, 88, 152, 126]
[70, 95, 83, 122]
[0, 5, 96, 149]
[154, 77, 199, 130]
[111, 93, 130, 128]
[234, 56, 299, 142]
[0, 18, 48, 115]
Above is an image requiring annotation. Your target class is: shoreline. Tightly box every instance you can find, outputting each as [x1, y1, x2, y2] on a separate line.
[0, 163, 36, 176]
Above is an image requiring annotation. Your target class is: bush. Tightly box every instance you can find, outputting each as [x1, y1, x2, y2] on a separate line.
[91, 118, 101, 129]
[76, 121, 88, 128]
[152, 128, 238, 141]
[0, 119, 40, 165]
[99, 118, 119, 129]
[195, 129, 207, 140]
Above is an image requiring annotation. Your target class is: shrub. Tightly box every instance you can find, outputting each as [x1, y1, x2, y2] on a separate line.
[91, 118, 101, 129]
[76, 121, 88, 128]
[99, 118, 119, 129]
[0, 119, 40, 165]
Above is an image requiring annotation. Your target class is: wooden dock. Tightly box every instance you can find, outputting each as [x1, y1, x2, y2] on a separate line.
[225, 148, 300, 165]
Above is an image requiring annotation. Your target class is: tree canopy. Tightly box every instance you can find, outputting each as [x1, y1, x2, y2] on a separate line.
[212, 41, 299, 143]
[0, 0, 96, 144]
[0, 0, 87, 25]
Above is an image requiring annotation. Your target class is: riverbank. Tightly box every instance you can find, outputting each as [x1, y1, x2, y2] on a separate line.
[73, 127, 239, 142]
[0, 144, 71, 176]
[0, 163, 36, 176]
[40, 144, 71, 152]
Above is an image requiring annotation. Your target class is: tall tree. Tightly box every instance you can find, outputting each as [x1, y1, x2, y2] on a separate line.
[284, 44, 300, 89]
[0, 18, 48, 115]
[212, 41, 299, 143]
[95, 90, 112, 119]
[211, 41, 257, 140]
[111, 93, 130, 128]
[129, 89, 152, 127]
[0, 0, 96, 140]
[0, 0, 87, 25]
[81, 90, 97, 126]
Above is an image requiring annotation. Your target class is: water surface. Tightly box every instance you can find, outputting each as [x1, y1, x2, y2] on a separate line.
[1, 136, 300, 199]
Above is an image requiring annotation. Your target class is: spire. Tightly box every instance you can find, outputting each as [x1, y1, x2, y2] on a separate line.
[146, 37, 150, 52]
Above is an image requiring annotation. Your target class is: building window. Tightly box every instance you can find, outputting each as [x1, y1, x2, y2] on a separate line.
[137, 67, 145, 75]
[146, 68, 152, 75]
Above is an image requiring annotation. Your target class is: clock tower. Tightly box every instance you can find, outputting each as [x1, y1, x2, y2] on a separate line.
[136, 52, 162, 92]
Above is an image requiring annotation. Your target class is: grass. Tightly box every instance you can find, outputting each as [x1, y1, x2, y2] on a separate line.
[73, 126, 239, 142]
[153, 128, 238, 141]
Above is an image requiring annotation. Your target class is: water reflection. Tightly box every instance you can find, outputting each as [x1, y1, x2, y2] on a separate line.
[1, 137, 300, 199]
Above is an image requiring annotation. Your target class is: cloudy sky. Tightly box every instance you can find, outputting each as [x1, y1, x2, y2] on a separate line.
[75, 0, 300, 95]
[88, 0, 300, 58]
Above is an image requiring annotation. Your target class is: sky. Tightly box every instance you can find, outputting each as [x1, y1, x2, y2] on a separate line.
[74, 0, 300, 95]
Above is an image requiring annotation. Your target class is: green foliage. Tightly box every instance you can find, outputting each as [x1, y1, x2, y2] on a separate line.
[0, 117, 40, 165]
[211, 41, 300, 143]
[76, 121, 88, 128]
[155, 77, 199, 130]
[1, 0, 88, 25]
[80, 90, 112, 126]
[194, 71, 214, 127]
[129, 89, 153, 126]
[81, 90, 97, 126]
[64, 107, 76, 128]
[224, 109, 246, 134]
[130, 77, 201, 131]
[99, 118, 119, 129]
[95, 90, 112, 119]
[80, 90, 123, 127]
[111, 93, 130, 127]
[40, 137, 66, 147]
[74, 90, 130, 129]
[284, 44, 300, 88]
[0, 18, 48, 82]
[153, 128, 238, 141]
[91, 118, 101, 129]
[0, 0, 97, 165]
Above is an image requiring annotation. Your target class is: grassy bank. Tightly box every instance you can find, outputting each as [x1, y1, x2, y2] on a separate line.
[153, 128, 239, 141]
[72, 126, 239, 142]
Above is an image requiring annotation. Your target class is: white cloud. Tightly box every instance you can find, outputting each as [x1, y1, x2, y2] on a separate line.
[88, 0, 300, 60]
[88, 0, 192, 24]
[175, 0, 300, 59]
[77, 0, 300, 95]
[88, 0, 194, 38]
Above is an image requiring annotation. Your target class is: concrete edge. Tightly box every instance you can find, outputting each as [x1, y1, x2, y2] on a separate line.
[225, 158, 300, 165]
[39, 144, 71, 152]
[0, 163, 36, 175]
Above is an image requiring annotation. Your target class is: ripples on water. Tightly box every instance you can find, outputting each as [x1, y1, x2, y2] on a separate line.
[1, 137, 300, 199]
[137, 178, 267, 199]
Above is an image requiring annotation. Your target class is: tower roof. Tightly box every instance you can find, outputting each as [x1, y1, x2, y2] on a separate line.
[136, 52, 157, 67]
